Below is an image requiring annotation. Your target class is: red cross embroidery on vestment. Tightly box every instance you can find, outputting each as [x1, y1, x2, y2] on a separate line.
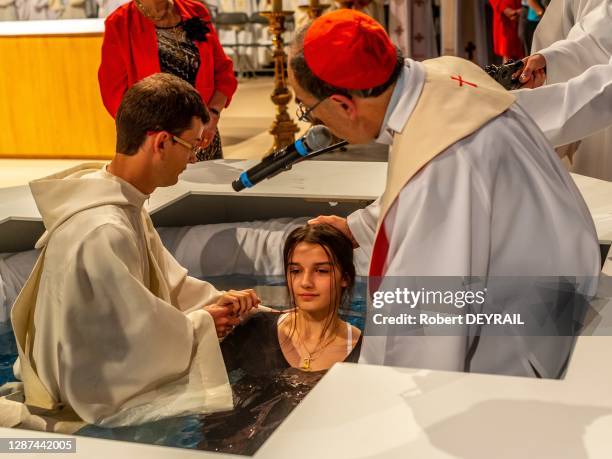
[450, 75, 478, 88]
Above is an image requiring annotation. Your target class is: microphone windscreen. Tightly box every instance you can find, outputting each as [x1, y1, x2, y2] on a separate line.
[304, 125, 335, 151]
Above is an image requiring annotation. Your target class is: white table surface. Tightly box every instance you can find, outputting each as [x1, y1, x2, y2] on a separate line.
[2, 162, 610, 242]
[259, 336, 612, 459]
[0, 160, 386, 226]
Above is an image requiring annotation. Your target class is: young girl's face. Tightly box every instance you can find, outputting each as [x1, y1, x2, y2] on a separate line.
[288, 242, 347, 315]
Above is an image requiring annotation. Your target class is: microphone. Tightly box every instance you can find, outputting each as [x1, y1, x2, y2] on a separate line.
[232, 125, 337, 192]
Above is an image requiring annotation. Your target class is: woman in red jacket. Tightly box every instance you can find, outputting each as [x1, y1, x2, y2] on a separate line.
[98, 0, 237, 160]
[489, 0, 525, 63]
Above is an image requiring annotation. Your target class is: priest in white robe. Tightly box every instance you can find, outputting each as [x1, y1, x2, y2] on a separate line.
[515, 56, 612, 148]
[338, 59, 612, 261]
[531, 0, 605, 51]
[520, 0, 612, 180]
[329, 1, 612, 258]
[7, 74, 259, 429]
[292, 10, 600, 378]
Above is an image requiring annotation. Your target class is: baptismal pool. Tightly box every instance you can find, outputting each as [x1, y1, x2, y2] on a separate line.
[0, 275, 367, 456]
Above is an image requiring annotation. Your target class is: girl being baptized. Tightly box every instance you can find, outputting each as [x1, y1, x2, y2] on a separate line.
[221, 224, 362, 374]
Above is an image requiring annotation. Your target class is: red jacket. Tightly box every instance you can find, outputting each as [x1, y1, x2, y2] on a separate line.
[489, 0, 524, 59]
[98, 0, 237, 117]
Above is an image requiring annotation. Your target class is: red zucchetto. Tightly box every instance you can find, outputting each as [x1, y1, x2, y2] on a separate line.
[303, 9, 397, 90]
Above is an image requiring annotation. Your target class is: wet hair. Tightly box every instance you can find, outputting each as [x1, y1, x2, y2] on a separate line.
[289, 25, 405, 101]
[115, 73, 209, 155]
[282, 224, 356, 342]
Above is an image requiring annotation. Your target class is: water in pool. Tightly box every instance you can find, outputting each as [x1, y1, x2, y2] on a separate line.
[0, 321, 17, 386]
[0, 275, 366, 456]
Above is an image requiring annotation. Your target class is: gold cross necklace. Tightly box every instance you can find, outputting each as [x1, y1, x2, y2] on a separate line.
[295, 320, 339, 371]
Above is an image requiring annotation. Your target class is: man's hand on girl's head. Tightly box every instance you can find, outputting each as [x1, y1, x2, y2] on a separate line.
[308, 215, 359, 249]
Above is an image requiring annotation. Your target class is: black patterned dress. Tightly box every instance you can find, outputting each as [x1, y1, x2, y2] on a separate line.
[156, 23, 223, 160]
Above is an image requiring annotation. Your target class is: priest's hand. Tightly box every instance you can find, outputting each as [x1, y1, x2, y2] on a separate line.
[214, 289, 261, 316]
[516, 54, 547, 88]
[308, 215, 359, 248]
[204, 304, 241, 337]
[205, 290, 261, 337]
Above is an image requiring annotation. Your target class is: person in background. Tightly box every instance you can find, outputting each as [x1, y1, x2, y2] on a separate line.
[518, 0, 530, 53]
[98, 0, 237, 160]
[221, 224, 362, 375]
[489, 0, 525, 62]
[524, 0, 548, 52]
[354, 0, 385, 26]
[0, 0, 18, 20]
[517, 0, 612, 180]
[51, 0, 89, 18]
[515, 56, 612, 149]
[15, 0, 53, 19]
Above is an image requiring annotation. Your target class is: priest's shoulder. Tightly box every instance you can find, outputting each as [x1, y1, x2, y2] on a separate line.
[50, 208, 141, 254]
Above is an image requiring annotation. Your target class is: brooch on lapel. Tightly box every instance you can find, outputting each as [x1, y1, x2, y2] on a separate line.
[183, 17, 210, 42]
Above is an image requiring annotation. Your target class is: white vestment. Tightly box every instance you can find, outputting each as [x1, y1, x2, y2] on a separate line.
[59, 0, 87, 18]
[388, 0, 438, 60]
[349, 26, 612, 248]
[0, 0, 17, 20]
[536, 0, 612, 82]
[12, 164, 232, 427]
[531, 0, 612, 180]
[15, 0, 52, 18]
[514, 56, 612, 148]
[531, 0, 605, 52]
[352, 60, 601, 378]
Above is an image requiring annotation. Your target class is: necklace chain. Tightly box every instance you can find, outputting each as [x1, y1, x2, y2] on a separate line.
[135, 0, 172, 22]
[294, 317, 340, 371]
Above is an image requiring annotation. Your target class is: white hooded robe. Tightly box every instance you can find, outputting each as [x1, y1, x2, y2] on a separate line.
[11, 164, 232, 427]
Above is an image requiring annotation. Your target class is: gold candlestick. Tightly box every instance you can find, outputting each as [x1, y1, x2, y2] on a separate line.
[261, 11, 300, 152]
[298, 1, 331, 19]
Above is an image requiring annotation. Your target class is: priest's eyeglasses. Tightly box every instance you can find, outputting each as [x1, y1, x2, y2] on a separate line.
[146, 130, 213, 161]
[296, 97, 328, 123]
[171, 135, 214, 161]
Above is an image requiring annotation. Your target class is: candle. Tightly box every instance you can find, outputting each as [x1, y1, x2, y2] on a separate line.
[272, 0, 282, 12]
